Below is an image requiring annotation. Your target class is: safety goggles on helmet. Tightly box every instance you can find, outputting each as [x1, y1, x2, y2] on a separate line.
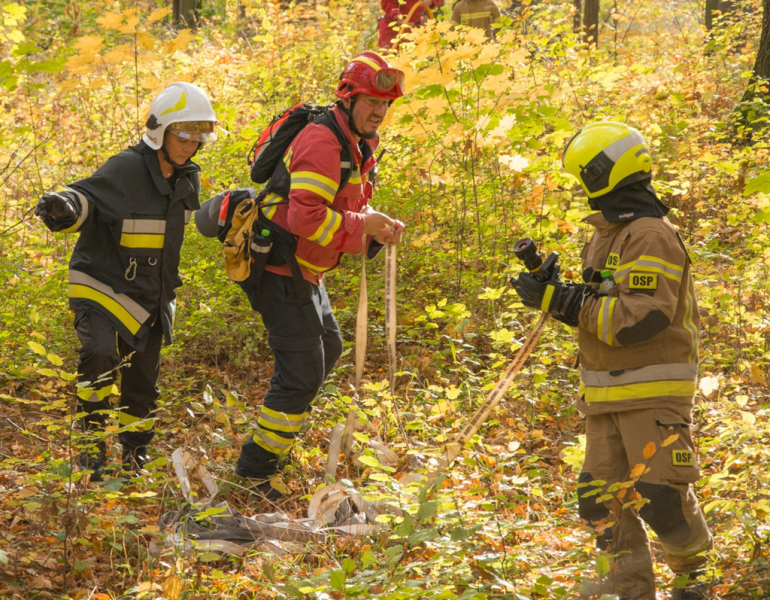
[373, 69, 405, 96]
[167, 121, 218, 143]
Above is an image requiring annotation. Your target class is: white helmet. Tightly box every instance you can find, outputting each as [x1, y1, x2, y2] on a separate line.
[143, 82, 218, 150]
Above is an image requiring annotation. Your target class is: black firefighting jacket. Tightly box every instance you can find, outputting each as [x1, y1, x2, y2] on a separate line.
[55, 141, 200, 351]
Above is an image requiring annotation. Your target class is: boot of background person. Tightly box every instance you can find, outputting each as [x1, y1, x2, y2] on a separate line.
[79, 440, 107, 482]
[121, 445, 148, 474]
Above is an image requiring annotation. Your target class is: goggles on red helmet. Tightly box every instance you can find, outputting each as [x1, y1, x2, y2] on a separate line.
[336, 52, 406, 101]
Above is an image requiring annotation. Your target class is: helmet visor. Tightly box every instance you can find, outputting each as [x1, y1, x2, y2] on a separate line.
[168, 121, 218, 143]
[374, 69, 405, 95]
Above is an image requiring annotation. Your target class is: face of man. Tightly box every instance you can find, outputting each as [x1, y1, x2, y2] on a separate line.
[162, 130, 200, 165]
[347, 94, 390, 140]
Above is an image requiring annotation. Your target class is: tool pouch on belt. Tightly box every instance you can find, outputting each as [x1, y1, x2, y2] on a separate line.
[223, 196, 264, 282]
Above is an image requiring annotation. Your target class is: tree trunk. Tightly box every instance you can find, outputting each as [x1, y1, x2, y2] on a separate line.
[583, 0, 600, 47]
[706, 0, 734, 30]
[173, 0, 200, 28]
[753, 0, 770, 80]
[737, 0, 770, 136]
[573, 0, 582, 34]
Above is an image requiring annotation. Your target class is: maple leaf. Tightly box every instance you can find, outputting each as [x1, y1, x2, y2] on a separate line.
[474, 44, 500, 67]
[453, 43, 478, 63]
[168, 29, 195, 53]
[95, 12, 124, 30]
[465, 28, 487, 48]
[136, 31, 155, 51]
[118, 14, 140, 34]
[74, 35, 104, 54]
[498, 154, 529, 173]
[147, 7, 172, 23]
[65, 52, 98, 74]
[102, 44, 133, 65]
[489, 114, 517, 139]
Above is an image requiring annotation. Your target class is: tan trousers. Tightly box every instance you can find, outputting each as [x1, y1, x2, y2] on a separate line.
[578, 404, 713, 600]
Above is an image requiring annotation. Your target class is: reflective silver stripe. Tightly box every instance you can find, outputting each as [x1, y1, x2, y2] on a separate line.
[615, 258, 683, 283]
[69, 270, 151, 324]
[340, 161, 352, 169]
[122, 219, 166, 234]
[250, 242, 271, 253]
[603, 131, 646, 163]
[582, 363, 698, 388]
[66, 188, 89, 229]
[252, 429, 293, 454]
[185, 210, 192, 225]
[290, 176, 338, 198]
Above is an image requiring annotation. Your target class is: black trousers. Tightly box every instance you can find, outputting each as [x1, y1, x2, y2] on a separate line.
[74, 308, 163, 449]
[236, 270, 343, 479]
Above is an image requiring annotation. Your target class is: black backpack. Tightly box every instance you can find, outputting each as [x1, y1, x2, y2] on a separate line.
[247, 103, 355, 197]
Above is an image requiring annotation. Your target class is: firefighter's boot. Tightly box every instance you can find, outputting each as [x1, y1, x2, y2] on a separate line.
[121, 445, 148, 475]
[79, 441, 107, 482]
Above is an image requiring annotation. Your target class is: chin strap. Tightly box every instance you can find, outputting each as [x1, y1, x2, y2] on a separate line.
[161, 145, 185, 170]
[338, 98, 364, 138]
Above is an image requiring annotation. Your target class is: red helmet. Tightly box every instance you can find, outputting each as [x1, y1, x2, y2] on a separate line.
[335, 52, 405, 101]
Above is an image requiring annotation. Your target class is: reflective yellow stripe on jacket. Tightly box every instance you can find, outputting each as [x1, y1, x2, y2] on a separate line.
[307, 207, 342, 247]
[597, 296, 618, 345]
[69, 270, 150, 335]
[460, 11, 492, 21]
[290, 171, 338, 204]
[614, 255, 683, 284]
[120, 219, 166, 249]
[581, 363, 697, 402]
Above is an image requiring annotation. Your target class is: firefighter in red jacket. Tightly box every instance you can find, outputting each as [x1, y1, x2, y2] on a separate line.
[233, 52, 406, 497]
[35, 82, 218, 481]
[379, 0, 443, 49]
[512, 123, 713, 600]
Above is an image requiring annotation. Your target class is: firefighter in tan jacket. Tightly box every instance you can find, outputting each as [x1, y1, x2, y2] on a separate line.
[512, 122, 713, 600]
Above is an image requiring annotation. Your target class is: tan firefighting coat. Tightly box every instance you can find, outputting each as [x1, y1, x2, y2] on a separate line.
[451, 0, 501, 39]
[576, 213, 700, 414]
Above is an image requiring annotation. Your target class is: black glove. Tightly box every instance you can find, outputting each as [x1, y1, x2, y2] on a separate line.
[36, 192, 80, 231]
[511, 272, 597, 326]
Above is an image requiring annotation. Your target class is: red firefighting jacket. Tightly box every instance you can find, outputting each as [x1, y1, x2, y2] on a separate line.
[260, 106, 378, 285]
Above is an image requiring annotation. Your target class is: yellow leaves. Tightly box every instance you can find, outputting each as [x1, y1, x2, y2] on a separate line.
[102, 44, 133, 65]
[698, 375, 720, 397]
[137, 32, 155, 51]
[168, 29, 196, 53]
[139, 74, 161, 90]
[489, 114, 517, 139]
[147, 7, 172, 23]
[642, 442, 656, 460]
[162, 575, 184, 600]
[498, 154, 529, 173]
[96, 12, 125, 30]
[424, 94, 448, 116]
[629, 463, 648, 479]
[118, 14, 141, 35]
[74, 35, 104, 54]
[661, 433, 680, 448]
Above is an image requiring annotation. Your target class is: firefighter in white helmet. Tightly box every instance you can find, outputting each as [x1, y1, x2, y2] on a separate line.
[35, 82, 217, 481]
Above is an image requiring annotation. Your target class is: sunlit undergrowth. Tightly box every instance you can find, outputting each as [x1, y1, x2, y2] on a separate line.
[1, 0, 770, 597]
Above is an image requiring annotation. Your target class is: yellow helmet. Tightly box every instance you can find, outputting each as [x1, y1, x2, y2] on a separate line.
[562, 122, 652, 199]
